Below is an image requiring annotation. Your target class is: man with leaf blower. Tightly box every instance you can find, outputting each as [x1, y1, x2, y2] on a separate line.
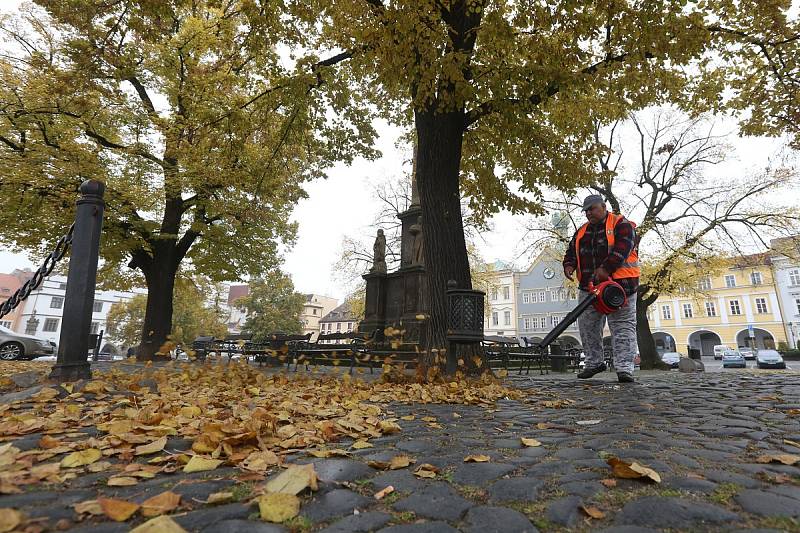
[563, 195, 640, 383]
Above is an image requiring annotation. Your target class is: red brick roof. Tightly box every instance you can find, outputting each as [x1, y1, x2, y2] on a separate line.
[227, 284, 249, 305]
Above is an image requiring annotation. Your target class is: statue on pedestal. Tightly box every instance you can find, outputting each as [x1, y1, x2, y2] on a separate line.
[410, 216, 424, 266]
[371, 229, 387, 274]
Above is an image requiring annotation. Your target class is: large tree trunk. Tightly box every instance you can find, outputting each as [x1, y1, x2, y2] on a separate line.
[137, 253, 179, 361]
[636, 287, 668, 370]
[415, 108, 486, 377]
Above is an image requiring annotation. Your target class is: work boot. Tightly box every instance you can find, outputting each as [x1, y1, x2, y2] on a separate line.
[577, 362, 607, 379]
[617, 372, 634, 383]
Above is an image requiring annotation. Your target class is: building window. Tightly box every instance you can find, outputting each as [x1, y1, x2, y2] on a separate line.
[491, 312, 499, 326]
[336, 322, 341, 331]
[50, 296, 64, 309]
[661, 305, 672, 320]
[491, 288, 498, 301]
[92, 301, 103, 313]
[790, 269, 800, 286]
[503, 286, 510, 300]
[755, 297, 768, 314]
[538, 290, 546, 302]
[551, 315, 560, 327]
[0, 320, 11, 329]
[43, 318, 59, 332]
[795, 297, 800, 315]
[698, 277, 712, 291]
[751, 272, 763, 285]
[504, 311, 511, 325]
[522, 292, 530, 304]
[705, 301, 717, 317]
[540, 317, 548, 329]
[313, 309, 317, 315]
[347, 322, 353, 330]
[90, 322, 100, 334]
[729, 299, 742, 315]
[570, 290, 578, 300]
[725, 275, 736, 288]
[523, 318, 531, 330]
[682, 303, 693, 318]
[58, 283, 67, 290]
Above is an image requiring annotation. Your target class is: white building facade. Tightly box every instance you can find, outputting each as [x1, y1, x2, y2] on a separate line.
[482, 264, 518, 338]
[770, 237, 800, 349]
[13, 275, 144, 348]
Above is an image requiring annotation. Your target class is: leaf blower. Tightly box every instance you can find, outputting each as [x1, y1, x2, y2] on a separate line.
[531, 280, 628, 366]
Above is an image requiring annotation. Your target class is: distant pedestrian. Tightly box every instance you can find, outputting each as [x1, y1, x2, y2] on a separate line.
[562, 195, 640, 383]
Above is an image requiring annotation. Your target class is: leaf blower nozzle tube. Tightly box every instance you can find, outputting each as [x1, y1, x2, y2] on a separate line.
[536, 280, 628, 352]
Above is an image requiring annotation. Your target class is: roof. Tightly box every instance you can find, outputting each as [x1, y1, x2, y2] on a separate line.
[0, 274, 22, 291]
[730, 252, 771, 269]
[320, 302, 356, 323]
[227, 284, 250, 305]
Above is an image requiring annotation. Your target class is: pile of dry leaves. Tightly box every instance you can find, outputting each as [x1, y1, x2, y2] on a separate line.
[0, 361, 520, 531]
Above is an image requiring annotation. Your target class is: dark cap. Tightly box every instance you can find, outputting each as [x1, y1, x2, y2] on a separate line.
[582, 194, 604, 211]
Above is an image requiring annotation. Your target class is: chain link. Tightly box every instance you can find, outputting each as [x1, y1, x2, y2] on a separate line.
[0, 224, 75, 320]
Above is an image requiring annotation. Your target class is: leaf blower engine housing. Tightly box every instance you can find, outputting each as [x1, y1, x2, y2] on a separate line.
[589, 280, 628, 314]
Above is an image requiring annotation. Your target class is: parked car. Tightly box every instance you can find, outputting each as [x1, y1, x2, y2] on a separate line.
[737, 346, 756, 360]
[755, 349, 786, 369]
[0, 325, 56, 361]
[660, 351, 681, 368]
[713, 344, 731, 360]
[722, 349, 746, 369]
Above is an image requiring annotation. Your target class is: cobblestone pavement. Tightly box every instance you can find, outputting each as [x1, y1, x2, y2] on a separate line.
[2, 366, 800, 532]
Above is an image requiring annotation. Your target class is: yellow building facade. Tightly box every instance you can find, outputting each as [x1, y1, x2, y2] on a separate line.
[647, 255, 787, 356]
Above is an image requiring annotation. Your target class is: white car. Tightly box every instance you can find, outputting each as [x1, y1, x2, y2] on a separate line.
[737, 346, 756, 360]
[755, 349, 786, 369]
[660, 352, 681, 368]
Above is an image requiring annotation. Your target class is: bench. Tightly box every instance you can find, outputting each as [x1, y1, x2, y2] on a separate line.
[243, 333, 312, 367]
[296, 331, 372, 373]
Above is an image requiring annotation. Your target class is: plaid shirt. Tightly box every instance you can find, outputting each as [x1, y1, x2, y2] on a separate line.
[563, 214, 639, 296]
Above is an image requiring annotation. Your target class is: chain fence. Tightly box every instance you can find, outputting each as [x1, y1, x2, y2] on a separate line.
[0, 224, 75, 320]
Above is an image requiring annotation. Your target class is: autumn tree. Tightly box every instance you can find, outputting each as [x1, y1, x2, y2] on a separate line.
[523, 110, 799, 369]
[237, 270, 306, 342]
[313, 0, 727, 373]
[106, 276, 227, 351]
[708, 0, 800, 149]
[0, 1, 374, 359]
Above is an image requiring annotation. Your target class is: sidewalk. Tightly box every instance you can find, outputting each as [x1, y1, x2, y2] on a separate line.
[0, 361, 798, 532]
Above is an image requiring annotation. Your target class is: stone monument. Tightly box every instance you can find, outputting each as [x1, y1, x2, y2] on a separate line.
[360, 168, 429, 344]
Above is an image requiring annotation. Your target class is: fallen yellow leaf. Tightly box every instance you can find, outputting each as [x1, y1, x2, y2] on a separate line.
[183, 456, 223, 473]
[351, 440, 373, 450]
[73, 500, 104, 516]
[520, 437, 541, 447]
[241, 450, 280, 472]
[98, 498, 140, 522]
[141, 491, 181, 517]
[130, 515, 187, 533]
[607, 457, 661, 483]
[206, 492, 234, 505]
[135, 436, 168, 456]
[83, 381, 110, 394]
[374, 485, 394, 500]
[0, 508, 23, 533]
[179, 406, 201, 418]
[581, 505, 606, 519]
[258, 493, 299, 522]
[264, 464, 318, 495]
[464, 454, 490, 463]
[61, 448, 102, 468]
[389, 455, 416, 470]
[413, 464, 439, 478]
[755, 454, 800, 465]
[107, 476, 139, 487]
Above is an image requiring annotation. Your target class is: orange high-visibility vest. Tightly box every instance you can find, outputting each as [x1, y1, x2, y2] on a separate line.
[575, 213, 640, 282]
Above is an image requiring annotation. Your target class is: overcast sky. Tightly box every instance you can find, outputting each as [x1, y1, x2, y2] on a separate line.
[0, 1, 797, 302]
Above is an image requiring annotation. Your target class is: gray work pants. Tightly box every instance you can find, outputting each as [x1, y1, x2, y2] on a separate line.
[577, 294, 638, 374]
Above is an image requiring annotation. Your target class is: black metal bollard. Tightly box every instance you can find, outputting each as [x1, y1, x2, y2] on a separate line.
[445, 280, 485, 374]
[49, 180, 105, 382]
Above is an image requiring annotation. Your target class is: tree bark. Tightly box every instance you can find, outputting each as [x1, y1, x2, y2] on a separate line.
[137, 255, 179, 360]
[636, 287, 668, 370]
[415, 108, 487, 377]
